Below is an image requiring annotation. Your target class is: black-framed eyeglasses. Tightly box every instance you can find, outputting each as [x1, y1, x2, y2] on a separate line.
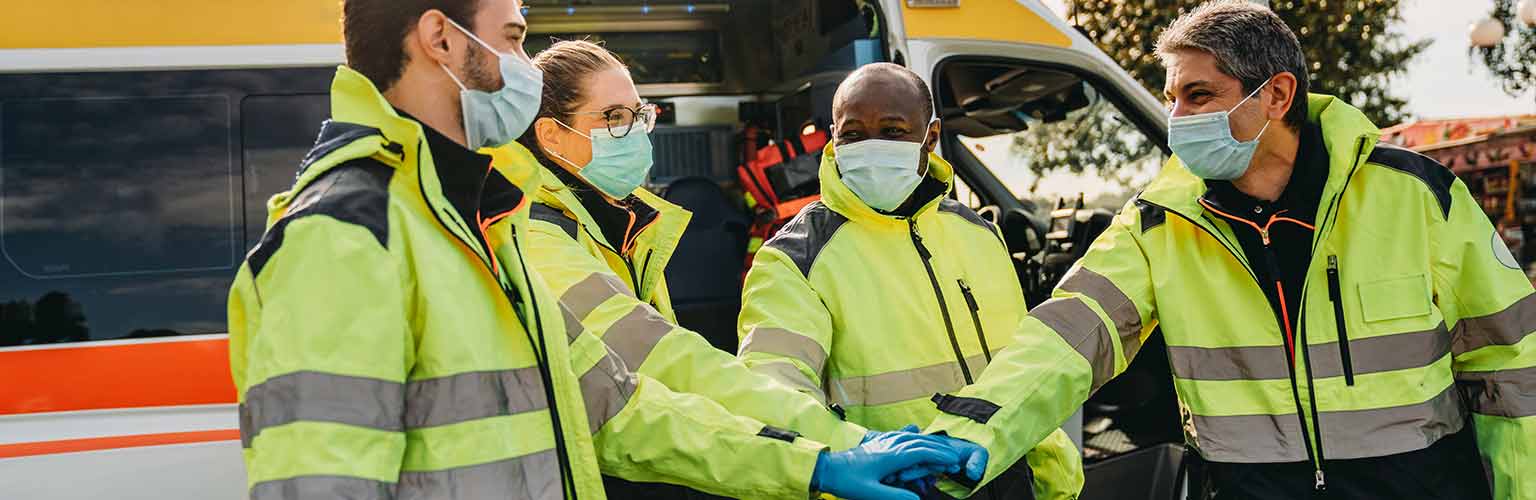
[568, 103, 658, 139]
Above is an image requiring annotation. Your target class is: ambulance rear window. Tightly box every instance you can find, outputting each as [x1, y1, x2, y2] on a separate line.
[0, 68, 330, 347]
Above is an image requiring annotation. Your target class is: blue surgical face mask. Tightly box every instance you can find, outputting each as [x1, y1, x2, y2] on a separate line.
[1168, 79, 1272, 180]
[441, 19, 543, 149]
[547, 120, 654, 199]
[834, 136, 928, 212]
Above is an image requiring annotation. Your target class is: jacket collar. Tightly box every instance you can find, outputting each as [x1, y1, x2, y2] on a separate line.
[1200, 120, 1329, 225]
[1140, 93, 1382, 220]
[287, 66, 530, 271]
[529, 160, 692, 256]
[818, 142, 956, 227]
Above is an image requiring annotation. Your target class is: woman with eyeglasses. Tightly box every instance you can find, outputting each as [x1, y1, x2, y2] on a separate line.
[514, 41, 899, 499]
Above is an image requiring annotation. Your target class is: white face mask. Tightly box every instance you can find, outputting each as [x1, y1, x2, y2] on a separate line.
[834, 138, 928, 212]
[439, 18, 543, 149]
[1167, 78, 1273, 180]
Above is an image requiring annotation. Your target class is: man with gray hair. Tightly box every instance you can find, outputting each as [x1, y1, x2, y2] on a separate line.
[920, 1, 1535, 499]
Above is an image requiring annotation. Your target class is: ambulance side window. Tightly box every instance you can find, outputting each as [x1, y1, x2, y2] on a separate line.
[0, 69, 330, 348]
[242, 94, 329, 245]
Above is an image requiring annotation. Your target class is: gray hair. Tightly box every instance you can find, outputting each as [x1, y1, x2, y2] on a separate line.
[1156, 0, 1309, 130]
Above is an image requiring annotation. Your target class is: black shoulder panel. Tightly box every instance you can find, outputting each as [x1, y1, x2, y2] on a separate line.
[529, 202, 580, 239]
[762, 201, 849, 277]
[936, 199, 1003, 244]
[1135, 199, 1167, 232]
[248, 158, 394, 277]
[1367, 142, 1454, 219]
[295, 121, 401, 180]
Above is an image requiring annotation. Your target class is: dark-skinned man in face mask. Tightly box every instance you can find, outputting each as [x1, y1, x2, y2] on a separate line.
[226, 2, 966, 499]
[923, 2, 1536, 499]
[737, 62, 1085, 500]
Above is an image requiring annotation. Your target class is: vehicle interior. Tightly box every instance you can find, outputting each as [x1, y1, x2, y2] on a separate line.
[520, 0, 1183, 482]
[0, 0, 1181, 493]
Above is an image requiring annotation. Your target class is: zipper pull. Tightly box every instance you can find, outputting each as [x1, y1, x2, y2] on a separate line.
[957, 279, 980, 311]
[1314, 469, 1327, 491]
[1327, 255, 1339, 274]
[909, 220, 932, 260]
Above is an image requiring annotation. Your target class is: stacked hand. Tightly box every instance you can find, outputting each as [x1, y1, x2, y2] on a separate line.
[811, 425, 989, 500]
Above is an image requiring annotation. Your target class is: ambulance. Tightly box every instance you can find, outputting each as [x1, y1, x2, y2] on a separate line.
[0, 1, 1175, 499]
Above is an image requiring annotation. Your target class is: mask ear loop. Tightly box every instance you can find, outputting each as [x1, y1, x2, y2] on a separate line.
[444, 17, 500, 55]
[543, 118, 595, 170]
[440, 63, 469, 91]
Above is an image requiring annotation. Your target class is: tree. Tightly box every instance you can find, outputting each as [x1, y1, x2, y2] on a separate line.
[1065, 0, 1429, 125]
[1474, 0, 1536, 100]
[1009, 0, 1428, 207]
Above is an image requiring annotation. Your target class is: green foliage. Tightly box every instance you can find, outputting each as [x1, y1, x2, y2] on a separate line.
[1064, 0, 1429, 125]
[1006, 0, 1428, 204]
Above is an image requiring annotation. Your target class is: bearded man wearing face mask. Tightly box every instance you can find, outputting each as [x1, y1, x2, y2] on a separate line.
[922, 2, 1536, 500]
[735, 62, 1087, 500]
[226, 2, 970, 500]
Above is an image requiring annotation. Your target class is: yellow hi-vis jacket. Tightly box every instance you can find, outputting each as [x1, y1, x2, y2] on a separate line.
[735, 144, 1085, 499]
[228, 66, 826, 500]
[927, 95, 1536, 499]
[516, 162, 870, 451]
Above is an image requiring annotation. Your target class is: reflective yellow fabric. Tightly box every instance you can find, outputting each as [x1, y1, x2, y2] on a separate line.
[228, 66, 604, 500]
[510, 163, 844, 496]
[928, 95, 1536, 500]
[737, 145, 1085, 499]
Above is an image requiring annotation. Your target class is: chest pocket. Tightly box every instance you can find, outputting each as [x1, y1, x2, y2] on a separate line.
[1357, 273, 1433, 325]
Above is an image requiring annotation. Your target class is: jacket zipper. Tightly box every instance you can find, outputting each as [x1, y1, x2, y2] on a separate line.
[422, 163, 575, 498]
[1256, 229, 1329, 491]
[909, 219, 973, 384]
[1171, 201, 1329, 491]
[1326, 256, 1355, 386]
[957, 279, 993, 363]
[509, 227, 578, 500]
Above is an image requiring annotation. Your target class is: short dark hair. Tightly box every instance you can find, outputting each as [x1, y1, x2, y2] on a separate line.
[838, 62, 935, 120]
[343, 0, 481, 92]
[1156, 0, 1310, 131]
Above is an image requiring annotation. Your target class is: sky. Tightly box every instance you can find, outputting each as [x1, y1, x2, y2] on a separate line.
[1039, 0, 1536, 120]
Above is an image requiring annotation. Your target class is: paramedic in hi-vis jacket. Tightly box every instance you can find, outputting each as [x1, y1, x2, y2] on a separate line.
[736, 62, 1085, 499]
[227, 1, 969, 499]
[924, 2, 1536, 500]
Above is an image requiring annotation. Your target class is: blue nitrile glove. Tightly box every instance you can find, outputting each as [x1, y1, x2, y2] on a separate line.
[931, 434, 988, 483]
[812, 429, 964, 500]
[864, 425, 961, 486]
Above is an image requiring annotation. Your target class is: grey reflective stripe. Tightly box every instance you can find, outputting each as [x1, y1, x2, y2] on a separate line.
[754, 360, 828, 404]
[1191, 384, 1464, 462]
[739, 327, 829, 375]
[561, 273, 634, 319]
[1169, 323, 1451, 381]
[397, 450, 562, 500]
[560, 304, 584, 342]
[251, 475, 395, 500]
[1031, 297, 1116, 390]
[1452, 293, 1536, 355]
[605, 305, 676, 370]
[1460, 364, 1536, 418]
[404, 368, 549, 429]
[578, 348, 639, 434]
[828, 354, 988, 407]
[241, 371, 405, 448]
[1057, 267, 1144, 362]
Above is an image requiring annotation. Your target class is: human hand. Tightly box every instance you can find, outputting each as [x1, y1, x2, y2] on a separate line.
[812, 426, 963, 500]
